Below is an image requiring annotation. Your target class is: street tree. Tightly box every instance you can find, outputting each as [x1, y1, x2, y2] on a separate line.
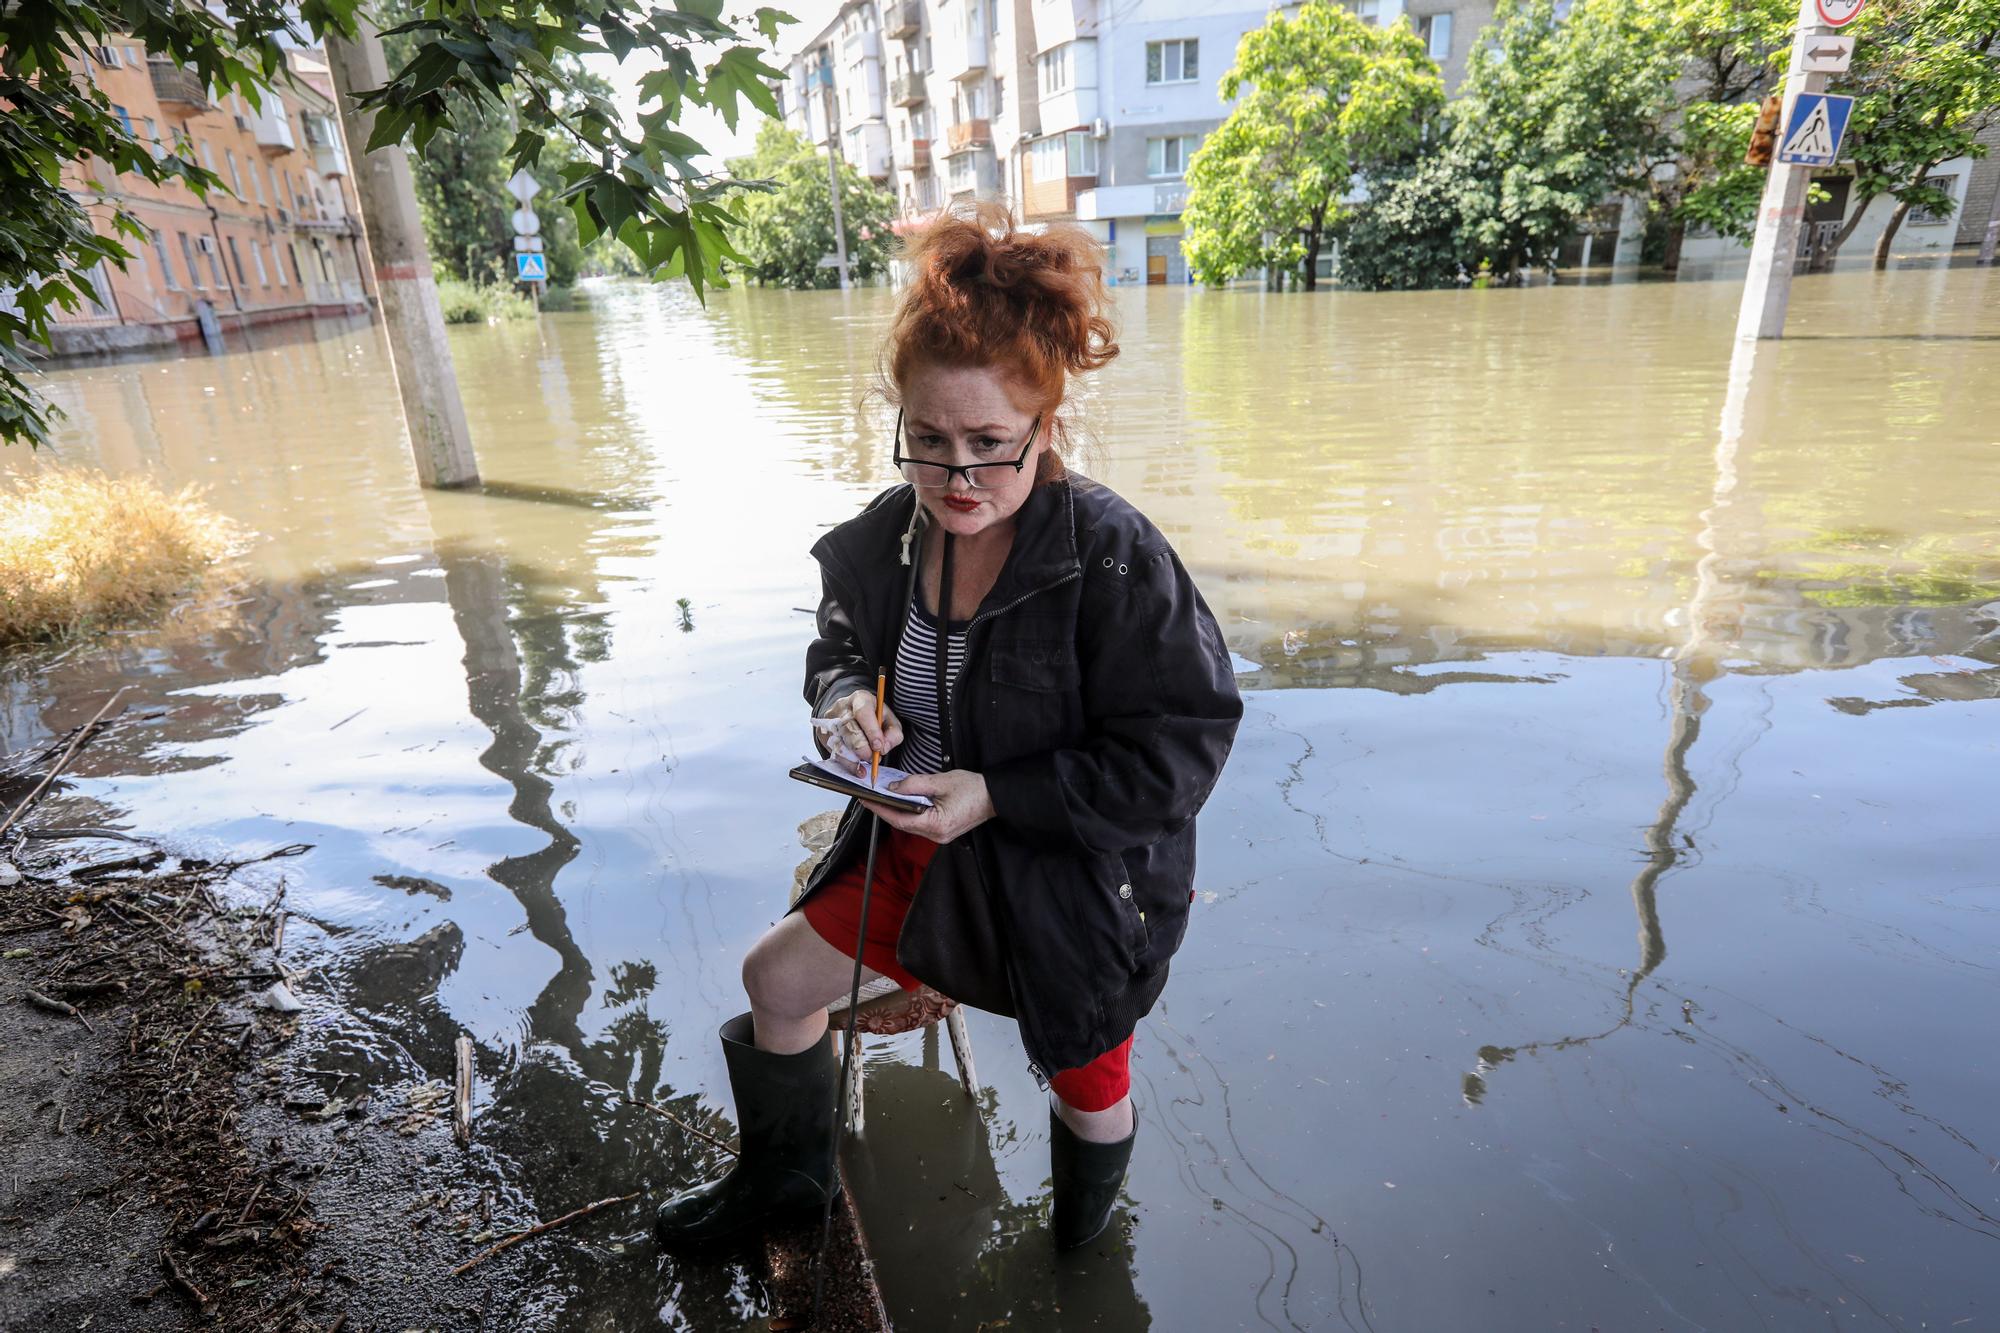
[1816, 0, 2000, 269]
[725, 121, 895, 289]
[1182, 1, 1442, 292]
[1649, 0, 1796, 271]
[1, 0, 790, 447]
[1446, 0, 1681, 282]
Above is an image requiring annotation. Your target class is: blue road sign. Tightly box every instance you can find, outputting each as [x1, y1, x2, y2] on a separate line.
[1776, 93, 1854, 168]
[515, 252, 547, 282]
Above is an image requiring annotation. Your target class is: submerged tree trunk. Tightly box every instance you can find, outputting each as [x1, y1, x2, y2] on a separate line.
[1662, 217, 1686, 275]
[1873, 195, 1918, 270]
[1302, 231, 1321, 292]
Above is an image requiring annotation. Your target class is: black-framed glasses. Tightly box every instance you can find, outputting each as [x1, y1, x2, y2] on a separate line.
[893, 408, 1043, 490]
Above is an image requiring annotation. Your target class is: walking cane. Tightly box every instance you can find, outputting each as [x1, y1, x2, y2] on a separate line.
[810, 668, 888, 1328]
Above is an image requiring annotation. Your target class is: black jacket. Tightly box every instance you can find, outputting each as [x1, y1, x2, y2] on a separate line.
[793, 474, 1243, 1078]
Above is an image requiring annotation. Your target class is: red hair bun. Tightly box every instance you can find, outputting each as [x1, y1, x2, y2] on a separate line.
[887, 201, 1119, 413]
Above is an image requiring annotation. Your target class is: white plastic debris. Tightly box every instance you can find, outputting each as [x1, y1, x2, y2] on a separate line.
[0, 861, 20, 887]
[254, 980, 305, 1013]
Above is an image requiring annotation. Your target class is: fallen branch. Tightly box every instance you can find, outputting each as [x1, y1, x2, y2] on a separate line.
[22, 988, 95, 1034]
[453, 1034, 474, 1148]
[448, 1191, 641, 1276]
[618, 1094, 739, 1157]
[159, 1245, 208, 1310]
[0, 687, 130, 842]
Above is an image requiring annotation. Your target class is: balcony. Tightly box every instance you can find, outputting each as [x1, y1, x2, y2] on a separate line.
[945, 118, 992, 153]
[891, 70, 926, 106]
[148, 60, 210, 110]
[1076, 181, 1189, 220]
[302, 114, 347, 177]
[897, 138, 933, 171]
[884, 0, 923, 38]
[247, 95, 296, 152]
[935, 23, 988, 82]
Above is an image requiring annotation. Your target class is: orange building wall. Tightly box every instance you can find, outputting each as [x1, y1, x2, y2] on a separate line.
[58, 41, 373, 344]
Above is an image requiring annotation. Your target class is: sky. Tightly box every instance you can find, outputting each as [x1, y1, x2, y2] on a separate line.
[582, 0, 844, 168]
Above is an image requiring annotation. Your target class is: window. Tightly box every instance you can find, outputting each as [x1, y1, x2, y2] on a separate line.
[142, 118, 163, 161]
[248, 156, 265, 203]
[227, 236, 246, 287]
[273, 242, 289, 287]
[225, 149, 242, 198]
[250, 241, 269, 286]
[1421, 12, 1452, 59]
[111, 104, 134, 135]
[207, 240, 227, 288]
[178, 231, 205, 288]
[1039, 45, 1070, 94]
[97, 45, 121, 67]
[152, 229, 181, 291]
[1147, 134, 1198, 177]
[1033, 131, 1099, 179]
[1908, 175, 1960, 226]
[198, 139, 215, 171]
[948, 151, 975, 192]
[1355, 0, 1380, 23]
[1146, 38, 1197, 84]
[993, 76, 1004, 117]
[125, 45, 140, 66]
[288, 243, 303, 287]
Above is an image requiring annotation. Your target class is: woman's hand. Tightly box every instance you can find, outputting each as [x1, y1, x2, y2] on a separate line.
[817, 687, 905, 776]
[864, 769, 995, 844]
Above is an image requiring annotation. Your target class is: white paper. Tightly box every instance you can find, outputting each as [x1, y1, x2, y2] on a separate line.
[803, 755, 934, 807]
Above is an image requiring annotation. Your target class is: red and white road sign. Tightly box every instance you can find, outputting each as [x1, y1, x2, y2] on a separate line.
[1815, 0, 1865, 27]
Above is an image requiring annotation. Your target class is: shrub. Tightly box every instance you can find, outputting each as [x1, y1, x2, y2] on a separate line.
[434, 277, 536, 324]
[0, 469, 241, 647]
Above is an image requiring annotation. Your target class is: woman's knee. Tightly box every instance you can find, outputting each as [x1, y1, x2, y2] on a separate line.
[741, 924, 820, 1019]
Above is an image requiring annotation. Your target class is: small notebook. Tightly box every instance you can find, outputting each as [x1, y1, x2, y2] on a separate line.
[789, 756, 934, 814]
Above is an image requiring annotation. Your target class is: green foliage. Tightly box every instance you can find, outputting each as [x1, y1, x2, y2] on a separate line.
[1672, 101, 1773, 244]
[1445, 0, 1680, 281]
[1, 0, 796, 447]
[1182, 2, 1443, 291]
[435, 276, 536, 323]
[1828, 0, 2000, 259]
[724, 121, 895, 289]
[1330, 154, 1468, 290]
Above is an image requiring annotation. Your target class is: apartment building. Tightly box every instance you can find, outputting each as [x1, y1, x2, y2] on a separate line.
[775, 0, 1473, 283]
[44, 41, 373, 356]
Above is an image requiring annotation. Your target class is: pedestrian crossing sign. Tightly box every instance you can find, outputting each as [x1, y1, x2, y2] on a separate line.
[1776, 93, 1854, 168]
[515, 252, 548, 282]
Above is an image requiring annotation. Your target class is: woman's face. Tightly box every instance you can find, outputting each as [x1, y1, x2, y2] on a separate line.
[898, 361, 1047, 540]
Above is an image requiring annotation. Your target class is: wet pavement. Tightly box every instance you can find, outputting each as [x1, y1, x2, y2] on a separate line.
[5, 260, 1999, 1329]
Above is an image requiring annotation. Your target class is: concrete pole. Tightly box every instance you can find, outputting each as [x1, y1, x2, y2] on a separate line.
[817, 50, 852, 291]
[1978, 164, 2000, 265]
[323, 18, 480, 488]
[1734, 0, 1833, 342]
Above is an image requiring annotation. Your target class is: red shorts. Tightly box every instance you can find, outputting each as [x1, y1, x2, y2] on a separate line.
[801, 826, 1134, 1113]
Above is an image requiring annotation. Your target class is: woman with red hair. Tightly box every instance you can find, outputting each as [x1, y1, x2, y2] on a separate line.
[656, 204, 1242, 1256]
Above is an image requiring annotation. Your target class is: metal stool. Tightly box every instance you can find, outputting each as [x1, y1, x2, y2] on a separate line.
[793, 814, 980, 1133]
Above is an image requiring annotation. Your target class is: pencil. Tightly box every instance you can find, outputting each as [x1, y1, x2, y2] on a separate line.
[871, 668, 885, 788]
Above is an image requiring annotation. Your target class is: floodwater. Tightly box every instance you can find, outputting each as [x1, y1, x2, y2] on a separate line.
[6, 263, 1999, 1330]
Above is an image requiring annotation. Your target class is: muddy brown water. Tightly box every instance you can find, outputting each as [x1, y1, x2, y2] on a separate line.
[5, 263, 1999, 1330]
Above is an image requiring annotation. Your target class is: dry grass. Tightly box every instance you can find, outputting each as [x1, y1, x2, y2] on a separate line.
[0, 468, 242, 648]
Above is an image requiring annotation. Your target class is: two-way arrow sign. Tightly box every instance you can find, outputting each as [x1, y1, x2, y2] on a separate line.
[1798, 34, 1855, 73]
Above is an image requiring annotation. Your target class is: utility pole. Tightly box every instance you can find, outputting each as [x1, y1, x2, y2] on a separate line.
[1978, 168, 2000, 266]
[816, 47, 852, 291]
[1733, 0, 1861, 340]
[323, 16, 481, 488]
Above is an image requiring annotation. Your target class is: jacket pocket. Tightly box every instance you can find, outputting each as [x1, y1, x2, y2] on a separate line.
[990, 640, 1081, 693]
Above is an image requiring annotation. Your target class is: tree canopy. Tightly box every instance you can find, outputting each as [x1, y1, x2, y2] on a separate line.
[2, 0, 791, 447]
[1182, 1, 1442, 291]
[725, 120, 896, 289]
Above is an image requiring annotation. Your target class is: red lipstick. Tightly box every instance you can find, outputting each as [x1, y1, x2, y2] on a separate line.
[942, 494, 980, 513]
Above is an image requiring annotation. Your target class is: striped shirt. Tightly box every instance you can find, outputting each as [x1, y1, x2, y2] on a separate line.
[890, 594, 968, 775]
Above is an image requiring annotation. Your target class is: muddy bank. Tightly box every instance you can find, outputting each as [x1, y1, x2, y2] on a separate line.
[0, 719, 888, 1333]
